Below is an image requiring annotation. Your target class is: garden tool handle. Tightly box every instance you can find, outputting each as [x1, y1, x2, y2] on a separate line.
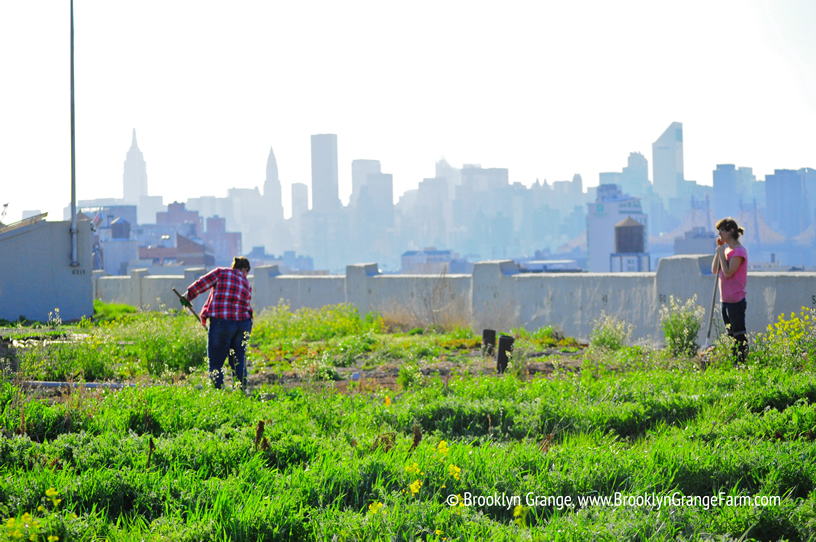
[172, 288, 202, 323]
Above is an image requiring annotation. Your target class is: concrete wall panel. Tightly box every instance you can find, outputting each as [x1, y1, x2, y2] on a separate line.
[92, 255, 816, 342]
[252, 264, 345, 312]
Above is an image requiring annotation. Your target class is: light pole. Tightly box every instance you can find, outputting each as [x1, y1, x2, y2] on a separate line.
[69, 0, 79, 267]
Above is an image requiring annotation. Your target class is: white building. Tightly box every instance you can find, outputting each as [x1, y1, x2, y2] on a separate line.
[587, 184, 648, 272]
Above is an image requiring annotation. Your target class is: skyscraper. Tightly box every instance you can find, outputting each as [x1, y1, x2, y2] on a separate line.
[290, 182, 309, 249]
[652, 122, 684, 202]
[713, 164, 739, 219]
[765, 169, 810, 237]
[291, 183, 309, 220]
[350, 159, 381, 207]
[263, 146, 284, 223]
[620, 152, 649, 197]
[123, 129, 147, 204]
[310, 134, 340, 212]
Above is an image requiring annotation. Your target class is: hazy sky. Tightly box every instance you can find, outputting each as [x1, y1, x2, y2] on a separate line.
[1, 0, 815, 223]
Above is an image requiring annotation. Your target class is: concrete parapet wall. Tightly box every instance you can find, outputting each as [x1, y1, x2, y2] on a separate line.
[92, 255, 816, 341]
[95, 276, 135, 307]
[347, 263, 472, 326]
[94, 267, 209, 313]
[251, 265, 345, 312]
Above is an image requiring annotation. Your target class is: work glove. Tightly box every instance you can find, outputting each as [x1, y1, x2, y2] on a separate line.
[179, 295, 192, 309]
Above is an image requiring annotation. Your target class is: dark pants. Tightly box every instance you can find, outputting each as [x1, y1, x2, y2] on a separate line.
[207, 317, 252, 390]
[722, 298, 748, 364]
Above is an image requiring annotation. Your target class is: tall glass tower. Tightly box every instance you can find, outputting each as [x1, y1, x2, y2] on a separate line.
[310, 134, 340, 213]
[652, 122, 684, 202]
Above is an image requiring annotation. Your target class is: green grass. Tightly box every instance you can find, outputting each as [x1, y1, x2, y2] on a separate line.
[2, 364, 816, 541]
[4, 302, 816, 539]
[92, 300, 138, 322]
[9, 302, 501, 382]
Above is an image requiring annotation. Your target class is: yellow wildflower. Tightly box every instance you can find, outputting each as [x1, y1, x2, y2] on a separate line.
[409, 479, 422, 495]
[514, 504, 530, 526]
[437, 440, 449, 456]
[384, 396, 391, 407]
[448, 464, 461, 480]
[368, 501, 384, 514]
[405, 462, 422, 475]
[48, 536, 60, 542]
[45, 488, 58, 498]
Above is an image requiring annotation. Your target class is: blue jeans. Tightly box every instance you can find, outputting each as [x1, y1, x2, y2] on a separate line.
[207, 318, 252, 390]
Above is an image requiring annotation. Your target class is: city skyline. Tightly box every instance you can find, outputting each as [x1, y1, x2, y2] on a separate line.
[1, 1, 815, 223]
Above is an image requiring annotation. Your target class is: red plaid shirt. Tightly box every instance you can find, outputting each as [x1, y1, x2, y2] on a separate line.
[186, 267, 253, 325]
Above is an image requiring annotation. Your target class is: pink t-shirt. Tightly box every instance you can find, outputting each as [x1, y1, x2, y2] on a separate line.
[719, 245, 747, 303]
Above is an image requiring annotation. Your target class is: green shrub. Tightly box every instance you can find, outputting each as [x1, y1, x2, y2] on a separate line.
[505, 349, 528, 379]
[295, 351, 340, 381]
[446, 326, 474, 340]
[752, 307, 816, 370]
[397, 361, 424, 390]
[18, 336, 116, 382]
[124, 313, 207, 375]
[588, 313, 632, 352]
[333, 331, 378, 367]
[706, 332, 738, 369]
[511, 326, 558, 349]
[660, 295, 705, 357]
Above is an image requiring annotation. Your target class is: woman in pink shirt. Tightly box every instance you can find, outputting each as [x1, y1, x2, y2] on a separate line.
[711, 217, 748, 364]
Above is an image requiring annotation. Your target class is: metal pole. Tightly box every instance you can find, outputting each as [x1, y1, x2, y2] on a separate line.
[703, 258, 720, 349]
[69, 0, 79, 267]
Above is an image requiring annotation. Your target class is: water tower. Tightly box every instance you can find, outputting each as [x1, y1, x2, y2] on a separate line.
[610, 217, 650, 272]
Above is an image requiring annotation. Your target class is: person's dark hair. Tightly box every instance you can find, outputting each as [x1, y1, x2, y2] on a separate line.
[232, 257, 251, 272]
[715, 217, 745, 240]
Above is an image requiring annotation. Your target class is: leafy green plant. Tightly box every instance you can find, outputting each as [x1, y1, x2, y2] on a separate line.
[660, 295, 705, 357]
[752, 307, 816, 370]
[332, 331, 378, 367]
[124, 313, 207, 375]
[295, 351, 340, 381]
[511, 326, 558, 350]
[588, 313, 633, 353]
[706, 332, 738, 369]
[18, 336, 116, 381]
[397, 361, 424, 390]
[504, 349, 528, 379]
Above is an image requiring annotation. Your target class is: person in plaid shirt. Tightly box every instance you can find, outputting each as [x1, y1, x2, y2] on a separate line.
[180, 256, 253, 390]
